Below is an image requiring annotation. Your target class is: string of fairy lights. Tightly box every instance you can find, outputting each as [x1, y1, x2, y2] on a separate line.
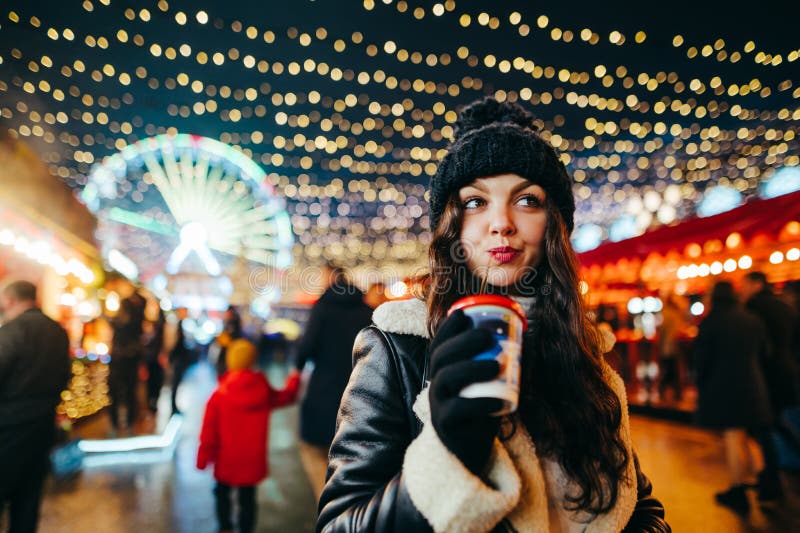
[6, 2, 797, 142]
[5, 5, 797, 144]
[10, 2, 798, 126]
[364, 0, 800, 69]
[1, 0, 798, 272]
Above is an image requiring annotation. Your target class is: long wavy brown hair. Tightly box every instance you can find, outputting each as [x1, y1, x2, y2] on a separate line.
[424, 193, 630, 516]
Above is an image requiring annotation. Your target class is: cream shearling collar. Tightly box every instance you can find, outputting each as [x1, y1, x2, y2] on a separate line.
[372, 298, 430, 338]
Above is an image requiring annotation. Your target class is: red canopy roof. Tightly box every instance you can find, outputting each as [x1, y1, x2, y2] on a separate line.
[578, 190, 800, 267]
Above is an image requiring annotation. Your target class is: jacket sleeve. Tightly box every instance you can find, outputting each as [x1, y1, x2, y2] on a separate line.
[271, 372, 301, 408]
[316, 327, 433, 533]
[196, 393, 219, 470]
[623, 453, 671, 532]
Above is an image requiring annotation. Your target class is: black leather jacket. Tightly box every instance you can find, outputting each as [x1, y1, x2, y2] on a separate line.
[317, 325, 670, 532]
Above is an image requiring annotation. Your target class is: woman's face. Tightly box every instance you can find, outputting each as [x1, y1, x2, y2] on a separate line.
[458, 173, 547, 288]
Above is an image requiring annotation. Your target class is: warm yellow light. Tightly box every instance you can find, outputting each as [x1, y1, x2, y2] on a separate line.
[725, 232, 742, 248]
[769, 251, 784, 264]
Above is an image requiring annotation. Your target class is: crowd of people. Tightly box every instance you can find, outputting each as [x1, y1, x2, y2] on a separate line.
[694, 272, 799, 513]
[103, 288, 199, 436]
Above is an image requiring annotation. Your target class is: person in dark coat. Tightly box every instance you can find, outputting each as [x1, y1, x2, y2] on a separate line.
[295, 264, 373, 503]
[742, 272, 799, 414]
[108, 291, 146, 435]
[142, 308, 166, 415]
[741, 271, 798, 501]
[168, 307, 196, 415]
[0, 280, 71, 532]
[783, 279, 800, 379]
[693, 280, 772, 513]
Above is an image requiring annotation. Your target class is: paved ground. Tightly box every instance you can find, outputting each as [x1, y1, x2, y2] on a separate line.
[26, 362, 800, 532]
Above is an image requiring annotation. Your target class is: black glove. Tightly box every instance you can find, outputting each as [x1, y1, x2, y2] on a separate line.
[428, 310, 504, 476]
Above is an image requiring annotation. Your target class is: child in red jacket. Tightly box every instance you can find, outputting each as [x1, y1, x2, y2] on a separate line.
[197, 339, 300, 533]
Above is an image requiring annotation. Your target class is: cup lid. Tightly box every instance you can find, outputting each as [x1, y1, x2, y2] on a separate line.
[448, 294, 528, 331]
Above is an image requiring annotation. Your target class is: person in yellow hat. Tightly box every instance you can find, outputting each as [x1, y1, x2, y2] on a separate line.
[197, 339, 300, 533]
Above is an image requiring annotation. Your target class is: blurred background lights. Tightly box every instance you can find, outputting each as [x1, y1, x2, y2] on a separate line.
[696, 186, 743, 217]
[1, 1, 799, 276]
[609, 215, 640, 242]
[571, 223, 603, 252]
[642, 296, 662, 313]
[108, 248, 139, 280]
[578, 280, 589, 295]
[152, 274, 168, 292]
[643, 190, 662, 212]
[762, 167, 800, 199]
[656, 204, 677, 224]
[627, 297, 643, 314]
[690, 302, 705, 316]
[388, 280, 408, 299]
[105, 291, 120, 312]
[59, 293, 77, 306]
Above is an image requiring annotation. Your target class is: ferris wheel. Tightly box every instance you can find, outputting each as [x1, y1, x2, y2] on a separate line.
[82, 134, 294, 285]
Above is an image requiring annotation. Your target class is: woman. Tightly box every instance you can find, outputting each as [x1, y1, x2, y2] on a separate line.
[693, 281, 771, 513]
[317, 97, 669, 532]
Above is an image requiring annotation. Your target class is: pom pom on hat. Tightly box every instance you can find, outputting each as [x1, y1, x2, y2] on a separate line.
[453, 96, 538, 141]
[429, 96, 575, 234]
[226, 339, 257, 371]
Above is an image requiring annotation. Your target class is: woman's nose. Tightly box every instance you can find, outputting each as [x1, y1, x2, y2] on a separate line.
[489, 207, 515, 236]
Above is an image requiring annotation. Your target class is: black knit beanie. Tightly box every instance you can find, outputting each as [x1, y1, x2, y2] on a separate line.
[429, 97, 575, 233]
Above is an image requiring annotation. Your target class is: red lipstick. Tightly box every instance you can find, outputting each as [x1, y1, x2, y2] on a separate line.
[489, 247, 520, 264]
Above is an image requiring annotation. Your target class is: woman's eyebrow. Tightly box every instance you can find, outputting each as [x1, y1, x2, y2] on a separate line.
[463, 181, 489, 193]
[511, 181, 544, 196]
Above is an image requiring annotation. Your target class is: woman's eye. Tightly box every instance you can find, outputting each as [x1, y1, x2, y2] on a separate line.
[463, 197, 485, 209]
[516, 195, 543, 207]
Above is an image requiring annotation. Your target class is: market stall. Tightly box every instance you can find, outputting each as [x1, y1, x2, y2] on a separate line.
[579, 190, 800, 306]
[578, 191, 800, 412]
